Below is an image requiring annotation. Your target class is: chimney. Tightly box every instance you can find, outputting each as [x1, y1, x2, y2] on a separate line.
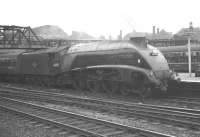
[153, 26, 156, 34]
[118, 30, 123, 40]
[157, 28, 160, 34]
[120, 30, 122, 40]
[109, 35, 112, 40]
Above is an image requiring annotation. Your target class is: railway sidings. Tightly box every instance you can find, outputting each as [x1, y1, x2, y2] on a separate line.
[0, 84, 199, 136]
[0, 97, 174, 137]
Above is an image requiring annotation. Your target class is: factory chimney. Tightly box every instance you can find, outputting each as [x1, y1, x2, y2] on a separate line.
[153, 26, 156, 35]
[109, 35, 112, 40]
[157, 28, 160, 34]
[118, 30, 123, 40]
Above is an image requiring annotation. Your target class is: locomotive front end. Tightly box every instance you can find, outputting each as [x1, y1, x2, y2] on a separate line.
[133, 38, 176, 94]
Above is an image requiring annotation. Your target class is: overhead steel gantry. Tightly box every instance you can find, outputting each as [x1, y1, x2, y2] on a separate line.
[0, 25, 43, 48]
[0, 25, 103, 49]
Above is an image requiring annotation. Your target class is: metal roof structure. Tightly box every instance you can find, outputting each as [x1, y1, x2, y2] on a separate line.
[0, 25, 43, 48]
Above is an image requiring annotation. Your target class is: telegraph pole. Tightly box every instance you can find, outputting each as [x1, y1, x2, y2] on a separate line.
[187, 22, 193, 77]
[188, 35, 191, 77]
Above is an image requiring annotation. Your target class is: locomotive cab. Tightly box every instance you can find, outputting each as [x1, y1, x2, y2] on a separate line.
[0, 49, 26, 74]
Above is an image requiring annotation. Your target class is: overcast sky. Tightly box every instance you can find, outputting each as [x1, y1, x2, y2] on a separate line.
[1, 0, 200, 38]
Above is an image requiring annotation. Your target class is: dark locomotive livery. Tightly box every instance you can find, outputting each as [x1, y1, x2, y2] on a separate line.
[0, 37, 176, 97]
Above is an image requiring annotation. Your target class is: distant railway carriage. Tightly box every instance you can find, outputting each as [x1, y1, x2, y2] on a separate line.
[0, 37, 177, 97]
[0, 49, 26, 74]
[158, 45, 200, 72]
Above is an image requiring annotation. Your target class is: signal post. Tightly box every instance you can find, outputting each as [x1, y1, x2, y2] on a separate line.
[185, 22, 193, 77]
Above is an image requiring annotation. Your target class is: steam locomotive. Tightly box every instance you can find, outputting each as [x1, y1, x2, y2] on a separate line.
[0, 37, 176, 97]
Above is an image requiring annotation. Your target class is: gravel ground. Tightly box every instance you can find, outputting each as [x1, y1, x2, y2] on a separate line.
[143, 98, 200, 110]
[29, 100, 200, 137]
[0, 110, 77, 137]
[1, 82, 200, 137]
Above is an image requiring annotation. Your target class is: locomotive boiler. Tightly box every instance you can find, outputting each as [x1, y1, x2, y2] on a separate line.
[0, 37, 176, 97]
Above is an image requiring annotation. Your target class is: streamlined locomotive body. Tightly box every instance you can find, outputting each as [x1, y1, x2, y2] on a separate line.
[0, 37, 176, 97]
[68, 39, 175, 97]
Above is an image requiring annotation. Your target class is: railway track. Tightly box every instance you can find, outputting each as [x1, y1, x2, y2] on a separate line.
[0, 97, 174, 137]
[149, 96, 200, 110]
[0, 84, 200, 131]
[2, 84, 200, 112]
[170, 96, 200, 102]
[163, 96, 200, 107]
